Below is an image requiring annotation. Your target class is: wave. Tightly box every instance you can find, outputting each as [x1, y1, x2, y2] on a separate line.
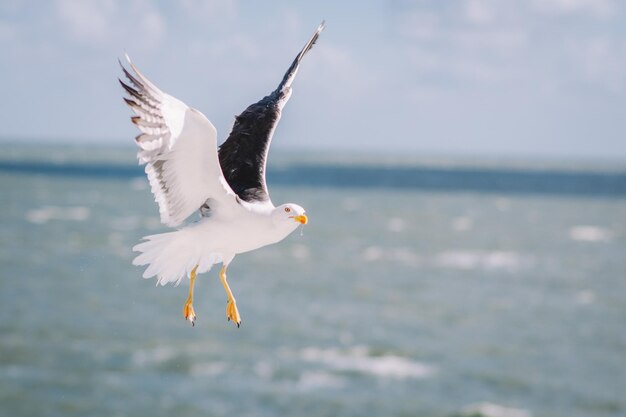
[361, 246, 420, 267]
[435, 250, 533, 272]
[296, 371, 346, 390]
[459, 402, 531, 417]
[361, 247, 533, 272]
[25, 206, 89, 224]
[569, 226, 613, 242]
[451, 216, 474, 231]
[387, 217, 407, 232]
[576, 290, 595, 305]
[131, 346, 178, 367]
[190, 362, 228, 377]
[300, 346, 435, 379]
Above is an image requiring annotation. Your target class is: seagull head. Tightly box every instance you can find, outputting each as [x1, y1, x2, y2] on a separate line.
[273, 203, 308, 226]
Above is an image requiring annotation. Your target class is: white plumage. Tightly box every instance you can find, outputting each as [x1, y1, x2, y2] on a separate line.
[119, 21, 324, 326]
[122, 56, 237, 227]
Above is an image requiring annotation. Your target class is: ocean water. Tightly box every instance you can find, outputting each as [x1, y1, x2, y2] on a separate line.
[1, 144, 625, 417]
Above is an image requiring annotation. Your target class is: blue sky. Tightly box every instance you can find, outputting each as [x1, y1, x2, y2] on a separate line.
[1, 0, 625, 158]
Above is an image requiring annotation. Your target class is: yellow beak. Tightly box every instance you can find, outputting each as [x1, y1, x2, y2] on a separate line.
[291, 214, 308, 225]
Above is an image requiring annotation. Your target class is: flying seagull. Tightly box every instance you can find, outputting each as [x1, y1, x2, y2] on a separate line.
[119, 21, 325, 327]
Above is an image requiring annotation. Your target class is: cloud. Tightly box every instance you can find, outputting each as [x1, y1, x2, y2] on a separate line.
[2, 0, 625, 157]
[55, 0, 117, 42]
[54, 0, 165, 47]
[179, 0, 238, 25]
[393, 5, 529, 86]
[395, 9, 441, 41]
[454, 28, 528, 51]
[567, 36, 626, 92]
[465, 0, 496, 24]
[136, 7, 166, 45]
[531, 0, 615, 18]
[0, 20, 17, 42]
[389, 0, 626, 94]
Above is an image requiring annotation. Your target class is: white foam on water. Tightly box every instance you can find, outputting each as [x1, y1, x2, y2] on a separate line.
[253, 361, 274, 379]
[110, 216, 141, 231]
[435, 250, 531, 272]
[131, 346, 177, 367]
[452, 216, 473, 232]
[361, 246, 420, 267]
[290, 244, 310, 261]
[482, 252, 528, 270]
[569, 226, 613, 242]
[576, 289, 595, 305]
[300, 346, 436, 379]
[191, 361, 228, 377]
[460, 402, 531, 417]
[495, 198, 511, 211]
[362, 246, 384, 262]
[436, 251, 480, 270]
[341, 197, 361, 212]
[25, 206, 90, 224]
[387, 217, 406, 232]
[297, 371, 346, 390]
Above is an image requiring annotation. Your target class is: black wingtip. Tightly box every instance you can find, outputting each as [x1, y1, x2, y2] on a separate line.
[119, 78, 139, 98]
[118, 78, 131, 92]
[318, 20, 326, 33]
[301, 20, 326, 58]
[275, 21, 326, 95]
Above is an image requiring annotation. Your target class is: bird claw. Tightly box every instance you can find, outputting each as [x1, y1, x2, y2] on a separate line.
[183, 300, 196, 327]
[226, 298, 241, 328]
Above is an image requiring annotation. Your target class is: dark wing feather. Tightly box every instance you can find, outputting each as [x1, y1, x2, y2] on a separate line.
[218, 21, 325, 203]
[218, 93, 281, 202]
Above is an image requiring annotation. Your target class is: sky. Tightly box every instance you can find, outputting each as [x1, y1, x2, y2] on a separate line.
[0, 0, 625, 159]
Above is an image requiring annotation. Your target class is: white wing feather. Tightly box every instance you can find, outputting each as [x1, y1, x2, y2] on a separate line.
[120, 55, 237, 227]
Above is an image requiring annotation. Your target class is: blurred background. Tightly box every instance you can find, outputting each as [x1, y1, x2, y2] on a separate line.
[1, 1, 625, 417]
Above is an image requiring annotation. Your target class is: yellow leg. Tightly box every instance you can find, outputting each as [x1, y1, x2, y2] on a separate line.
[183, 265, 198, 326]
[219, 265, 241, 327]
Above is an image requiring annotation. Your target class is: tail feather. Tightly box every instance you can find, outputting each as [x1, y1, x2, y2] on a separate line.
[132, 229, 222, 286]
[276, 20, 325, 94]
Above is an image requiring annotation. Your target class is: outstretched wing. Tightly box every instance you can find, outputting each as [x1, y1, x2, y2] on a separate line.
[119, 55, 237, 227]
[218, 21, 325, 203]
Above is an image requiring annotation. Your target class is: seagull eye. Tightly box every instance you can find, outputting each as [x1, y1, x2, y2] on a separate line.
[284, 207, 291, 213]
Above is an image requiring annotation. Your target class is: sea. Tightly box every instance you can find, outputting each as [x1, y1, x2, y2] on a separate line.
[1, 143, 625, 417]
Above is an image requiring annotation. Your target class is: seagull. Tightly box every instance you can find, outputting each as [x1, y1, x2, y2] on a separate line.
[119, 22, 325, 327]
